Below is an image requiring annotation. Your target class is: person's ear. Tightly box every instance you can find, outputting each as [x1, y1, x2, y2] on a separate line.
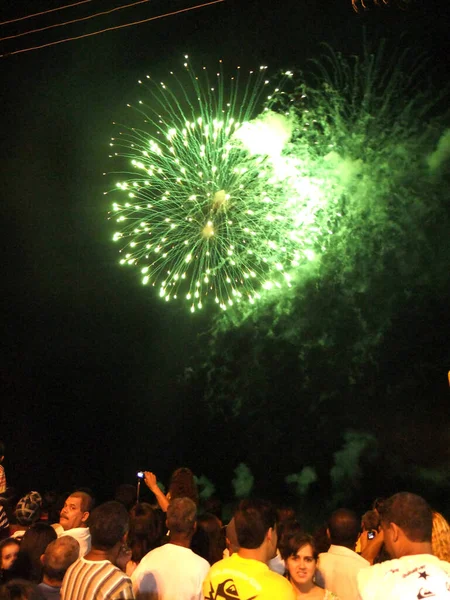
[266, 526, 275, 543]
[40, 554, 45, 566]
[81, 511, 89, 525]
[326, 528, 331, 540]
[390, 522, 400, 542]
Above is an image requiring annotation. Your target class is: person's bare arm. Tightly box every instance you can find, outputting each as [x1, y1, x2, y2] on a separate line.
[144, 471, 169, 512]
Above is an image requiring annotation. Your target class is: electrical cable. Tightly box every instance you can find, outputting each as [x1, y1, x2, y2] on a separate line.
[0, 0, 151, 43]
[0, 0, 225, 58]
[0, 0, 94, 27]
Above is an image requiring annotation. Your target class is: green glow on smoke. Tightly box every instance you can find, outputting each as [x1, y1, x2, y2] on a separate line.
[106, 57, 331, 312]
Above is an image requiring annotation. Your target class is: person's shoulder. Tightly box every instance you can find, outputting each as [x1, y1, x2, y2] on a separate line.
[206, 554, 232, 573]
[263, 569, 296, 597]
[189, 548, 210, 569]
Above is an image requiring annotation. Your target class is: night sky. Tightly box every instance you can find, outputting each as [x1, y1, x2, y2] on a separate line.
[1, 0, 449, 517]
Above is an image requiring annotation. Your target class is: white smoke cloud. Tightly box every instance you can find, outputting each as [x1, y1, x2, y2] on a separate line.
[427, 129, 450, 174]
[194, 474, 216, 500]
[233, 110, 294, 160]
[232, 462, 254, 498]
[285, 466, 318, 496]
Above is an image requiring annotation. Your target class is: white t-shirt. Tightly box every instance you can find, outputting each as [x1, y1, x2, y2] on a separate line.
[131, 542, 209, 600]
[59, 527, 91, 557]
[357, 553, 450, 600]
[318, 545, 369, 600]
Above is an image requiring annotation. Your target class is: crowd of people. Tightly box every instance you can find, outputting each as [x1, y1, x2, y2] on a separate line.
[0, 443, 449, 599]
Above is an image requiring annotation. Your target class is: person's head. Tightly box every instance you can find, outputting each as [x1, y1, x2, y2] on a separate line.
[40, 536, 79, 584]
[128, 503, 161, 563]
[280, 533, 318, 590]
[14, 492, 42, 527]
[234, 499, 278, 559]
[361, 509, 380, 532]
[168, 468, 199, 506]
[0, 539, 20, 571]
[327, 508, 360, 549]
[225, 518, 239, 555]
[89, 501, 129, 550]
[0, 579, 45, 600]
[59, 492, 92, 531]
[379, 492, 432, 559]
[372, 497, 385, 514]
[277, 519, 303, 555]
[14, 523, 57, 582]
[166, 497, 197, 538]
[191, 513, 226, 565]
[40, 491, 60, 525]
[114, 484, 137, 512]
[431, 511, 450, 562]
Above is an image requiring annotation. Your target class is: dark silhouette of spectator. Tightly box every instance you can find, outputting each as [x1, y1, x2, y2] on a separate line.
[312, 523, 331, 555]
[39, 494, 60, 527]
[0, 442, 6, 495]
[191, 513, 226, 565]
[114, 485, 137, 513]
[127, 503, 161, 568]
[0, 579, 45, 600]
[202, 497, 222, 522]
[13, 524, 57, 582]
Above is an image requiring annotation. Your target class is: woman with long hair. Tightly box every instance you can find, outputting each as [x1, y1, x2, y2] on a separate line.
[143, 467, 198, 513]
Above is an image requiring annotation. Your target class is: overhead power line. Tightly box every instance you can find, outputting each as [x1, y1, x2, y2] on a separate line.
[0, 0, 94, 27]
[0, 0, 225, 58]
[0, 0, 151, 43]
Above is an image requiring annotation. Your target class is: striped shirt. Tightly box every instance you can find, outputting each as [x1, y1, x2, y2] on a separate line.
[61, 558, 134, 600]
[0, 506, 9, 532]
[0, 465, 6, 494]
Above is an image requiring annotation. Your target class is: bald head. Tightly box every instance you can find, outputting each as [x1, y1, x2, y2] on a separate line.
[328, 509, 360, 549]
[42, 536, 80, 582]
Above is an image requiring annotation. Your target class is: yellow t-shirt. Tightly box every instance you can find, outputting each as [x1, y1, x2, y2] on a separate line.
[203, 553, 296, 600]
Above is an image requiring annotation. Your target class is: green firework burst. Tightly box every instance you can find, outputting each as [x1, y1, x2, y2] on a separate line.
[106, 57, 322, 312]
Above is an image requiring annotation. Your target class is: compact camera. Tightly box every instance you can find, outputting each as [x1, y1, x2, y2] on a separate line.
[137, 471, 144, 479]
[367, 530, 376, 540]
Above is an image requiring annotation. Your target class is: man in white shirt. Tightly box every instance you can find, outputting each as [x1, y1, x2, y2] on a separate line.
[58, 491, 93, 557]
[357, 492, 450, 600]
[317, 508, 369, 600]
[131, 497, 209, 600]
